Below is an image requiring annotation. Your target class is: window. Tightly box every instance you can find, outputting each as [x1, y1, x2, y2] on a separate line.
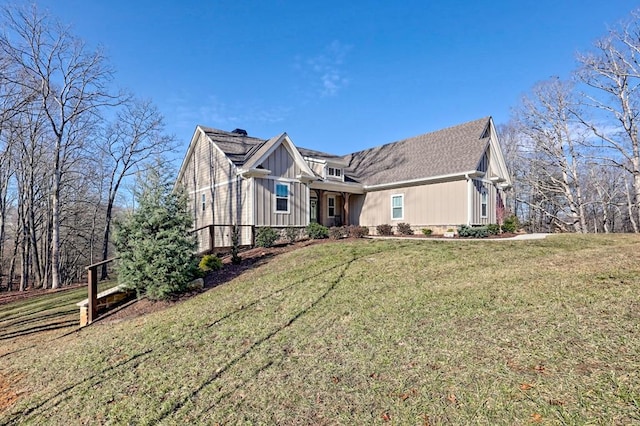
[201, 194, 206, 212]
[275, 182, 290, 213]
[327, 167, 342, 177]
[481, 189, 488, 218]
[391, 194, 404, 220]
[328, 196, 336, 217]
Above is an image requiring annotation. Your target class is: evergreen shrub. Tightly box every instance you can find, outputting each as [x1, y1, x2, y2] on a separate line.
[306, 222, 329, 239]
[114, 166, 199, 301]
[199, 254, 223, 272]
[457, 225, 489, 238]
[502, 214, 519, 233]
[255, 227, 279, 248]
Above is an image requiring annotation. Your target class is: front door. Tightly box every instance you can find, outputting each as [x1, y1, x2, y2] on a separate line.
[310, 198, 317, 222]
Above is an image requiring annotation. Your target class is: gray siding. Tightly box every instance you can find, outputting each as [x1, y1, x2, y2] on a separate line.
[470, 179, 495, 225]
[262, 144, 302, 178]
[253, 178, 308, 226]
[178, 131, 254, 251]
[354, 180, 468, 228]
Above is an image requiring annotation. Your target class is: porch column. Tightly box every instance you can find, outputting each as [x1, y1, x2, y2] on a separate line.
[342, 192, 351, 226]
[317, 189, 325, 226]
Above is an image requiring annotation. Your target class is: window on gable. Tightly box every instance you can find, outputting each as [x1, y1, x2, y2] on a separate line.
[328, 196, 336, 217]
[481, 189, 488, 218]
[391, 194, 404, 220]
[275, 182, 290, 213]
[202, 194, 206, 212]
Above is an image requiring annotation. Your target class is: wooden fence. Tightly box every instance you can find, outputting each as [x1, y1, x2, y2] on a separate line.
[192, 224, 256, 254]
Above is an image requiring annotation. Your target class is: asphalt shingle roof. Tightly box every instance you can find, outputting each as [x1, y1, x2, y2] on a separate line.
[199, 117, 491, 185]
[199, 126, 266, 166]
[342, 117, 491, 185]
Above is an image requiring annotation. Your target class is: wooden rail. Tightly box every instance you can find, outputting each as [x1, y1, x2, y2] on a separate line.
[191, 224, 256, 254]
[83, 257, 119, 325]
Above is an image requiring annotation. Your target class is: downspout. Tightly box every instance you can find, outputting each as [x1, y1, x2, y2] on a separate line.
[250, 177, 255, 227]
[465, 173, 472, 226]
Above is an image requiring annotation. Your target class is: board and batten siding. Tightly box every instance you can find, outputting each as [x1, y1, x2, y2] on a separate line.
[253, 178, 308, 226]
[354, 180, 468, 227]
[180, 131, 236, 229]
[252, 143, 309, 226]
[179, 131, 255, 251]
[470, 180, 500, 225]
[261, 144, 303, 178]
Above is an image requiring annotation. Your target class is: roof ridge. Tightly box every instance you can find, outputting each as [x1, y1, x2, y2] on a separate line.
[198, 125, 267, 142]
[344, 116, 491, 158]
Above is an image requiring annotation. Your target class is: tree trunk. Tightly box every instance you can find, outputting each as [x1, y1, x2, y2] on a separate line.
[100, 200, 114, 280]
[625, 180, 638, 233]
[51, 171, 61, 289]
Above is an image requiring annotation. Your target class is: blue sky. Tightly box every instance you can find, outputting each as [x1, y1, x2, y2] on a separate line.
[35, 0, 640, 159]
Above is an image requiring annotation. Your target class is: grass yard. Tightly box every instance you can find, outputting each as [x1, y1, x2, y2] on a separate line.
[0, 235, 639, 424]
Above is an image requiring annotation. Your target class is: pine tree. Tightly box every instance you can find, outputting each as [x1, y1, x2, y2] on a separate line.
[114, 164, 199, 300]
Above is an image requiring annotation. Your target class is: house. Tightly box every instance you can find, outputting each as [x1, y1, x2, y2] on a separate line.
[175, 117, 512, 251]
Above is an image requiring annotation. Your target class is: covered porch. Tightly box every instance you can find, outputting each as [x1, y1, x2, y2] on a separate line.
[308, 181, 364, 228]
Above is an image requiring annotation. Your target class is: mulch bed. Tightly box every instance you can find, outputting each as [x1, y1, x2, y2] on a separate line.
[100, 239, 331, 323]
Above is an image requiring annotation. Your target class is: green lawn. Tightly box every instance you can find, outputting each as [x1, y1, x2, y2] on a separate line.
[0, 280, 116, 341]
[1, 235, 639, 424]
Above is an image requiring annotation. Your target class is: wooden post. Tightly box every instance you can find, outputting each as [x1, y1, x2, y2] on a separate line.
[209, 224, 215, 253]
[88, 265, 98, 324]
[342, 192, 351, 226]
[317, 190, 324, 226]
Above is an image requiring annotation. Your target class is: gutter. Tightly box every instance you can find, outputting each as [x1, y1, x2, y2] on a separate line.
[364, 170, 482, 191]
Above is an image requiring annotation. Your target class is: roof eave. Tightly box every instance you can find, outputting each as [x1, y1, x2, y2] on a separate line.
[363, 170, 481, 191]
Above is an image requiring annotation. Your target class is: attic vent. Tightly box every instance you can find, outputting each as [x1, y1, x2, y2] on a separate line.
[231, 128, 248, 135]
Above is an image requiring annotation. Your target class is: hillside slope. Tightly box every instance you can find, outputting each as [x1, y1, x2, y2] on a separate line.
[1, 236, 639, 424]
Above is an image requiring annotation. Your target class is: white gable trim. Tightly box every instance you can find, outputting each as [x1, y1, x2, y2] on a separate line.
[486, 117, 512, 187]
[244, 133, 315, 178]
[175, 126, 238, 186]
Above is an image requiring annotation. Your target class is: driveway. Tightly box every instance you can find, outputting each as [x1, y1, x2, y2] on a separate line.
[369, 233, 551, 241]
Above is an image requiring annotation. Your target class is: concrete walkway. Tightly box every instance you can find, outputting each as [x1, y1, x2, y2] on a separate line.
[369, 233, 551, 242]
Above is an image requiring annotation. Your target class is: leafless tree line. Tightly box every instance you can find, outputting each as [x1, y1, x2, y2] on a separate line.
[501, 9, 640, 233]
[0, 5, 174, 291]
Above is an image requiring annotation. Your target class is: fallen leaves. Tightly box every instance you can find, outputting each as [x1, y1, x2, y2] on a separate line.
[397, 388, 418, 401]
[520, 382, 534, 391]
[530, 413, 543, 422]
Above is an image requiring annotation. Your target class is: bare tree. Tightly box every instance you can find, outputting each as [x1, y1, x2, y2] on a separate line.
[576, 9, 640, 232]
[0, 5, 118, 288]
[513, 79, 588, 232]
[97, 98, 175, 279]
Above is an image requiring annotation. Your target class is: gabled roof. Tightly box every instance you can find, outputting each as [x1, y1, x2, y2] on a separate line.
[241, 133, 315, 179]
[198, 126, 267, 166]
[178, 117, 508, 191]
[343, 117, 492, 186]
